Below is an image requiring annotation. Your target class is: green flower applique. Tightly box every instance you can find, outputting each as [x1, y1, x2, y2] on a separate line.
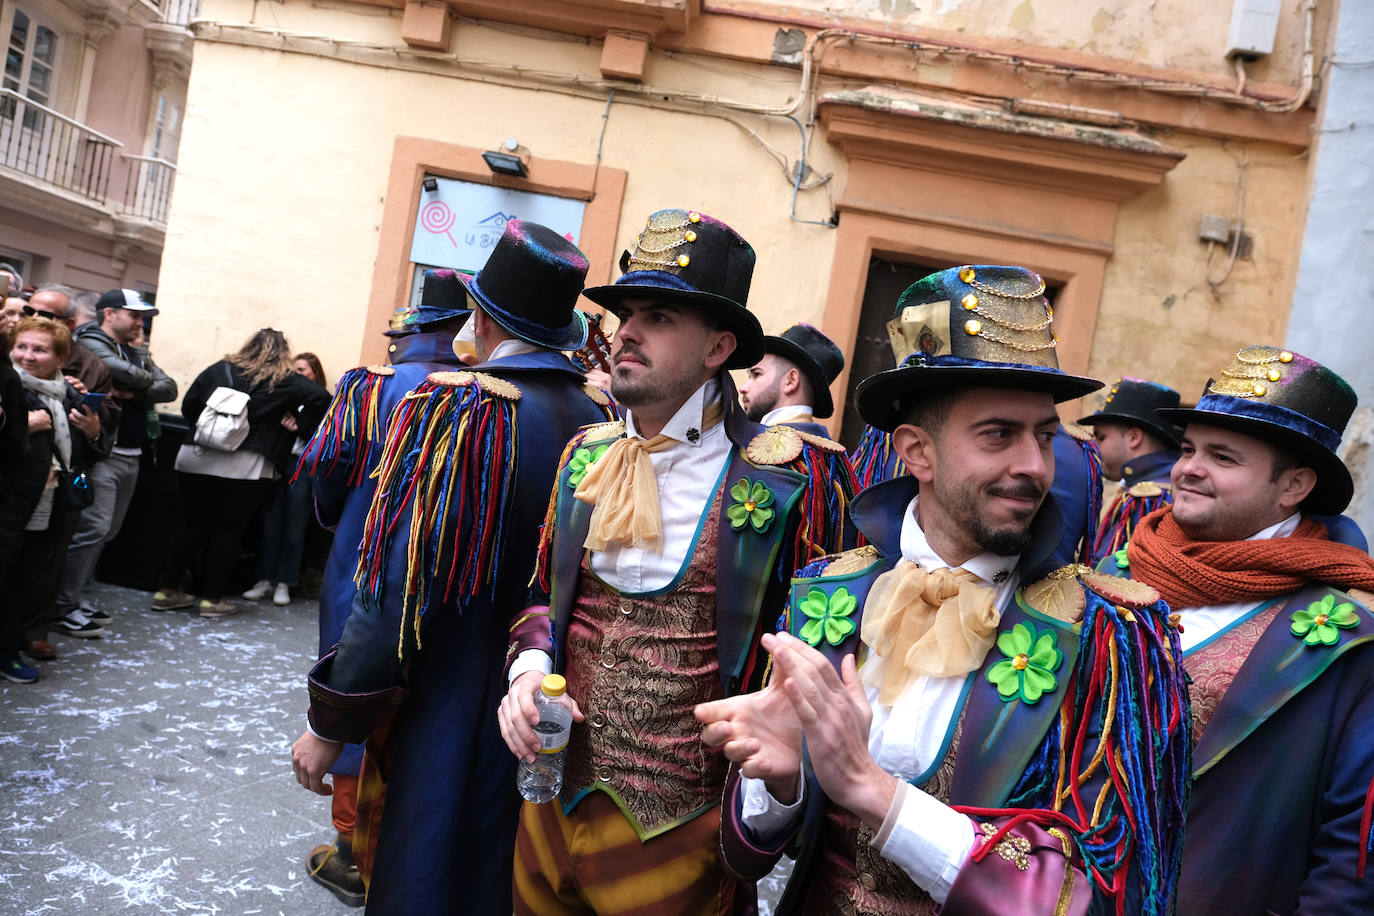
[1113, 547, 1129, 569]
[726, 477, 775, 533]
[1290, 593, 1360, 647]
[798, 586, 857, 647]
[567, 444, 608, 489]
[986, 623, 1063, 704]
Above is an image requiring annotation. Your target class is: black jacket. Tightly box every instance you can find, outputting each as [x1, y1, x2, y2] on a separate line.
[181, 360, 331, 475]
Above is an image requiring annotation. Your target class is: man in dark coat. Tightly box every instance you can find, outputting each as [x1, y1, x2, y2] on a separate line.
[291, 220, 615, 914]
[739, 323, 845, 438]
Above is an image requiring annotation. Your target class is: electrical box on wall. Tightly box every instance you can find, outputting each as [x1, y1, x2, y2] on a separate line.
[1226, 0, 1282, 59]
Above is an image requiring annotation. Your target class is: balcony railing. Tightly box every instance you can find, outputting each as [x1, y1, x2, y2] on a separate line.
[122, 154, 176, 224]
[0, 88, 122, 204]
[161, 0, 199, 28]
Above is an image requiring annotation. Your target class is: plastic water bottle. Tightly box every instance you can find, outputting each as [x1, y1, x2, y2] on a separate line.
[517, 674, 574, 803]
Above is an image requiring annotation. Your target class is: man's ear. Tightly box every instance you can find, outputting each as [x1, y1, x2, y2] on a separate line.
[1124, 426, 1145, 450]
[892, 423, 937, 484]
[703, 329, 737, 372]
[1276, 465, 1317, 512]
[781, 366, 802, 397]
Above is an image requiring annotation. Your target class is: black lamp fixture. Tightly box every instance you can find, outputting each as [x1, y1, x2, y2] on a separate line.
[422, 175, 439, 192]
[482, 137, 529, 178]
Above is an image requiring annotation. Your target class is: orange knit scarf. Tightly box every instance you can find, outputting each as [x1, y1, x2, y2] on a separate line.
[1126, 508, 1374, 610]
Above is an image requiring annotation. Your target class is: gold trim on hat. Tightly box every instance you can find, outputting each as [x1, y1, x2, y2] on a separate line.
[624, 211, 696, 274]
[1209, 345, 1289, 399]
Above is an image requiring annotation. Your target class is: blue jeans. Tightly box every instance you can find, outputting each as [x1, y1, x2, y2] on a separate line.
[256, 476, 312, 586]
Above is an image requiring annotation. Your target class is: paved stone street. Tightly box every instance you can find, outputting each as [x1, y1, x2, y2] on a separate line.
[1, 582, 792, 915]
[1, 582, 349, 916]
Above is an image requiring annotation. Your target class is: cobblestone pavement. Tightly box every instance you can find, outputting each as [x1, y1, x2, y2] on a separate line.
[1, 582, 791, 915]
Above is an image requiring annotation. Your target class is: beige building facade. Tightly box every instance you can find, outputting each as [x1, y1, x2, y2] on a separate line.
[0, 0, 193, 294]
[154, 0, 1345, 479]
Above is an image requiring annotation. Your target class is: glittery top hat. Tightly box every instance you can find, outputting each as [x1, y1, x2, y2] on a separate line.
[1077, 377, 1182, 447]
[386, 268, 474, 337]
[763, 323, 846, 418]
[1157, 346, 1357, 515]
[460, 220, 589, 351]
[854, 265, 1102, 431]
[582, 208, 762, 369]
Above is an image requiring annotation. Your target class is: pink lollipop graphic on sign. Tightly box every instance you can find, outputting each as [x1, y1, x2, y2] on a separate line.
[421, 200, 459, 248]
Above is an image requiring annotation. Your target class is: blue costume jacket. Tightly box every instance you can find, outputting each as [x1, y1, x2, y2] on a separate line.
[306, 349, 615, 915]
[722, 476, 1191, 916]
[296, 330, 463, 778]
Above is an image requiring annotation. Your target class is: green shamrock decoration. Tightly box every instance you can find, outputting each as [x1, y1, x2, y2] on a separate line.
[567, 444, 608, 488]
[726, 477, 775, 533]
[1113, 547, 1129, 569]
[1290, 593, 1360, 647]
[986, 622, 1062, 704]
[798, 586, 857, 647]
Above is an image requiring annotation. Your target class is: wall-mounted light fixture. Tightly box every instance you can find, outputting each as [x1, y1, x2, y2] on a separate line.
[422, 176, 439, 192]
[482, 137, 529, 178]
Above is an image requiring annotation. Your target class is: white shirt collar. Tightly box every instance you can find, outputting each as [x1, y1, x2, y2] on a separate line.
[488, 338, 541, 361]
[760, 404, 815, 425]
[1243, 512, 1302, 542]
[898, 495, 1019, 588]
[625, 378, 720, 448]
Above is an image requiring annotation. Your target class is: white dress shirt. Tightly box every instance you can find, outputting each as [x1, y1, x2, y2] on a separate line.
[508, 379, 732, 683]
[740, 495, 1020, 903]
[1176, 513, 1302, 653]
[760, 404, 815, 426]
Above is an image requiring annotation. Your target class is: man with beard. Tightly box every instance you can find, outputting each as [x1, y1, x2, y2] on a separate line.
[739, 323, 845, 438]
[497, 209, 854, 915]
[1104, 346, 1374, 914]
[700, 265, 1191, 916]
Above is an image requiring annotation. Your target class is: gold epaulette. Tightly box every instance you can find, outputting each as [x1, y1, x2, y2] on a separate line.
[1023, 564, 1161, 624]
[795, 429, 847, 454]
[577, 418, 626, 442]
[426, 370, 522, 400]
[1127, 480, 1168, 498]
[746, 425, 804, 465]
[819, 545, 883, 577]
[1062, 422, 1093, 442]
[364, 364, 396, 376]
[583, 383, 612, 407]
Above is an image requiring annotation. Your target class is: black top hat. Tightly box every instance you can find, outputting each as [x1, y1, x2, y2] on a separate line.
[1157, 346, 1357, 515]
[855, 265, 1102, 431]
[582, 209, 762, 369]
[1077, 377, 1182, 447]
[386, 268, 474, 337]
[764, 323, 846, 418]
[461, 220, 589, 351]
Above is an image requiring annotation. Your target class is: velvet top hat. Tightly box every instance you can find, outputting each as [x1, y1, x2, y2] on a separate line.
[386, 268, 474, 337]
[1077, 377, 1182, 447]
[582, 208, 763, 369]
[1157, 346, 1357, 515]
[855, 265, 1102, 431]
[460, 219, 589, 351]
[764, 323, 846, 418]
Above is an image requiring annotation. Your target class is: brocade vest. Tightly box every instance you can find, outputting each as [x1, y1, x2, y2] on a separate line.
[1181, 601, 1283, 744]
[805, 716, 965, 916]
[560, 491, 728, 839]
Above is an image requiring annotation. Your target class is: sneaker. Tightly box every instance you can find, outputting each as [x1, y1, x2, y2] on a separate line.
[198, 599, 238, 619]
[52, 610, 105, 639]
[273, 582, 291, 606]
[151, 589, 195, 611]
[1, 657, 39, 684]
[306, 835, 364, 907]
[242, 579, 273, 601]
[78, 602, 111, 625]
[23, 640, 57, 661]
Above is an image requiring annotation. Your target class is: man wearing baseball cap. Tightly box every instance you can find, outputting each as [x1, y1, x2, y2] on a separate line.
[63, 290, 175, 630]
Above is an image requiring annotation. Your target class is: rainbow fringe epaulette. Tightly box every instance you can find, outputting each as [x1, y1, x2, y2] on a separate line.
[849, 423, 906, 489]
[294, 364, 393, 486]
[746, 425, 859, 573]
[957, 567, 1191, 915]
[355, 370, 521, 657]
[1066, 428, 1104, 565]
[1092, 483, 1171, 563]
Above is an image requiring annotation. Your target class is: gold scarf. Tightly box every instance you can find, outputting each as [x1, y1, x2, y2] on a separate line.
[573, 400, 725, 552]
[860, 560, 1002, 705]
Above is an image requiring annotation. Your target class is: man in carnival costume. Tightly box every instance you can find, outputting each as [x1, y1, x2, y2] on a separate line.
[740, 323, 846, 438]
[700, 265, 1192, 915]
[497, 208, 855, 914]
[287, 270, 472, 905]
[292, 220, 616, 914]
[1103, 346, 1374, 914]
